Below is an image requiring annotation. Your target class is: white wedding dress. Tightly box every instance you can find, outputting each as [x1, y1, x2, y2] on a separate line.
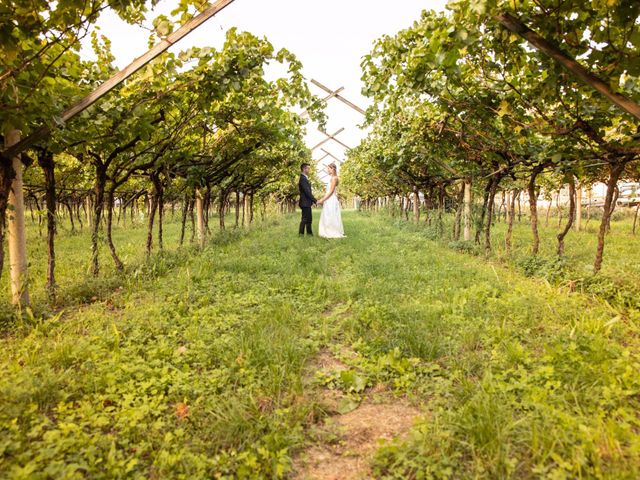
[319, 180, 346, 238]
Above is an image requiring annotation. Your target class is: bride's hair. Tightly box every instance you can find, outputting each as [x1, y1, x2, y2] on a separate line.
[328, 163, 337, 174]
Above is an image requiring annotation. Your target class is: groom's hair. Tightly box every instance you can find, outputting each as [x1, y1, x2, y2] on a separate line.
[300, 163, 310, 171]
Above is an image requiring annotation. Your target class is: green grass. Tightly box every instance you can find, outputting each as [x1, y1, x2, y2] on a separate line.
[489, 209, 639, 280]
[399, 206, 640, 310]
[1, 211, 639, 478]
[1, 212, 191, 313]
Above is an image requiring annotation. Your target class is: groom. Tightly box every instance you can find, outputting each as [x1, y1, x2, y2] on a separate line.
[298, 163, 317, 236]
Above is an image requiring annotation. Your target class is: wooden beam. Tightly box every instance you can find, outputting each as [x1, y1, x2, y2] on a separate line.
[310, 136, 332, 151]
[318, 128, 351, 150]
[325, 135, 351, 150]
[300, 86, 345, 118]
[311, 79, 366, 115]
[320, 148, 343, 163]
[317, 170, 332, 182]
[313, 152, 330, 163]
[0, 0, 236, 161]
[310, 127, 345, 150]
[496, 12, 640, 121]
[5, 130, 29, 306]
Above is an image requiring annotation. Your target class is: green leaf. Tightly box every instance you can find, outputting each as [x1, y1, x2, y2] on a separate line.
[497, 100, 509, 117]
[337, 397, 361, 414]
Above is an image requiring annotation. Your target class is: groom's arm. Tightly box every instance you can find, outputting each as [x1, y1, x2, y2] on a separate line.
[302, 178, 316, 203]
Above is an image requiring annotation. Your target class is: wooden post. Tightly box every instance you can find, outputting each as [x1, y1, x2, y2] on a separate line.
[320, 148, 344, 165]
[234, 190, 240, 228]
[413, 186, 420, 223]
[575, 181, 582, 231]
[5, 130, 29, 306]
[300, 86, 345, 118]
[85, 196, 93, 227]
[242, 192, 248, 226]
[463, 179, 472, 241]
[586, 187, 592, 226]
[195, 188, 205, 247]
[249, 191, 254, 224]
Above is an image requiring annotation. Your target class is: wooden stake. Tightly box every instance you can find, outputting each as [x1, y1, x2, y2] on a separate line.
[320, 148, 343, 164]
[300, 86, 345, 118]
[5, 130, 29, 306]
[195, 187, 205, 247]
[575, 181, 582, 231]
[463, 179, 472, 241]
[311, 128, 345, 151]
[314, 152, 330, 163]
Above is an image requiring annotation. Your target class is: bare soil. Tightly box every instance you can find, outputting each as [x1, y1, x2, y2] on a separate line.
[294, 349, 422, 479]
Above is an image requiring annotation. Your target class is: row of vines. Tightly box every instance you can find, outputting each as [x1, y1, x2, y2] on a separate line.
[1, 0, 324, 308]
[342, 0, 639, 272]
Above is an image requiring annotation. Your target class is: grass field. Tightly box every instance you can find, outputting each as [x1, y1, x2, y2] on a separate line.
[1, 211, 639, 478]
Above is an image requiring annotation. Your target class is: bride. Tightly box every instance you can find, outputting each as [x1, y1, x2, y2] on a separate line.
[317, 162, 346, 238]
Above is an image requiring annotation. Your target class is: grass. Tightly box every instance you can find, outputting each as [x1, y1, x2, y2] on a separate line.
[0, 211, 639, 478]
[401, 206, 640, 310]
[1, 212, 191, 313]
[490, 209, 640, 281]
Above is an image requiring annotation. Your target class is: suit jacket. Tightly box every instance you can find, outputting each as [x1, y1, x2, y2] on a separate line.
[298, 174, 316, 208]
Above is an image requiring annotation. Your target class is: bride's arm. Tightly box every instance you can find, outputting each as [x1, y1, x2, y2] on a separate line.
[318, 177, 338, 204]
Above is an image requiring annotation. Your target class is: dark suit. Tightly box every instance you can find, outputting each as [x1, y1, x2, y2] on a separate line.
[298, 174, 316, 235]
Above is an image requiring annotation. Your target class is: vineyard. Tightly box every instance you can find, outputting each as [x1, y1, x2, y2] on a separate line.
[1, 0, 640, 478]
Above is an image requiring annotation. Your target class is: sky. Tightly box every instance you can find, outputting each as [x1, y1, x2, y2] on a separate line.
[82, 0, 448, 179]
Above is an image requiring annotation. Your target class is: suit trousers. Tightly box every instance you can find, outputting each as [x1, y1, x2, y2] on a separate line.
[299, 207, 313, 235]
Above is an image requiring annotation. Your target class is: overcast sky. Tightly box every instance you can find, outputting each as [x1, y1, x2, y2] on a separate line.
[82, 0, 447, 178]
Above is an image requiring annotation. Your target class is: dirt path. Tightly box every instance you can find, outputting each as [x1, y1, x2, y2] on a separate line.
[293, 349, 422, 479]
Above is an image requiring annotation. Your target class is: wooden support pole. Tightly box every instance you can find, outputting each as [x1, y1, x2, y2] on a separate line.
[322, 131, 352, 150]
[575, 182, 582, 231]
[244, 191, 251, 225]
[496, 12, 640, 121]
[0, 0, 236, 161]
[195, 187, 206, 247]
[463, 179, 472, 241]
[314, 152, 330, 163]
[5, 130, 29, 306]
[85, 196, 93, 227]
